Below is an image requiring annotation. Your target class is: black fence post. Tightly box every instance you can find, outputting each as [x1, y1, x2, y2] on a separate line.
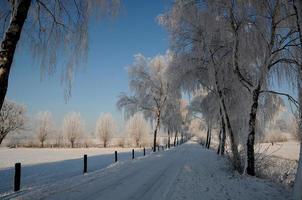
[115, 151, 118, 162]
[132, 149, 135, 159]
[83, 154, 87, 174]
[14, 163, 21, 192]
[143, 148, 145, 156]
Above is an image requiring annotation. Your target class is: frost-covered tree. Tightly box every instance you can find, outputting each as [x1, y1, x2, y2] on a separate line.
[160, 1, 243, 170]
[117, 52, 172, 152]
[0, 0, 120, 110]
[126, 112, 150, 147]
[160, 0, 299, 174]
[35, 111, 53, 147]
[96, 113, 116, 148]
[0, 99, 26, 145]
[162, 98, 183, 148]
[63, 112, 83, 148]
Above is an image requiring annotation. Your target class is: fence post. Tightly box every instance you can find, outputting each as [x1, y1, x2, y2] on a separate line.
[132, 149, 135, 159]
[158, 146, 160, 151]
[14, 163, 21, 192]
[83, 154, 87, 174]
[143, 148, 145, 156]
[162, 146, 164, 151]
[115, 151, 118, 162]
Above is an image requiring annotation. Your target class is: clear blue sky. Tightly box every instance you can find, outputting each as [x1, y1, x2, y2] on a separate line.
[7, 0, 172, 132]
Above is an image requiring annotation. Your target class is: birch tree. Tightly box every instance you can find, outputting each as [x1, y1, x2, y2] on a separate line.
[162, 98, 183, 148]
[160, 1, 244, 170]
[223, 0, 300, 175]
[117, 52, 172, 152]
[160, 0, 298, 174]
[0, 0, 120, 110]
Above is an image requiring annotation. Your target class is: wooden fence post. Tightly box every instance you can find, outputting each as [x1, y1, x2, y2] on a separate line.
[132, 149, 134, 159]
[115, 151, 118, 162]
[83, 154, 87, 174]
[143, 148, 145, 156]
[14, 163, 21, 192]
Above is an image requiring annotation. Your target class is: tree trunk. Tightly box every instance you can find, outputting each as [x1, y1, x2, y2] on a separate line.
[0, 0, 31, 110]
[41, 141, 44, 148]
[0, 136, 4, 145]
[167, 129, 170, 148]
[212, 62, 241, 170]
[220, 116, 226, 155]
[205, 122, 212, 149]
[174, 131, 178, 146]
[71, 141, 74, 148]
[293, 1, 302, 198]
[217, 132, 221, 154]
[181, 133, 184, 144]
[216, 76, 241, 169]
[246, 86, 261, 176]
[153, 111, 161, 152]
[293, 72, 301, 200]
[206, 125, 210, 149]
[217, 115, 226, 155]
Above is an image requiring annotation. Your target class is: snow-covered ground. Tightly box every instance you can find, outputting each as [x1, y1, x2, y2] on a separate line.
[259, 141, 300, 161]
[1, 140, 291, 200]
[0, 147, 144, 169]
[0, 147, 151, 195]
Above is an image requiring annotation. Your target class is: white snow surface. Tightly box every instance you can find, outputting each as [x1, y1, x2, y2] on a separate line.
[259, 141, 300, 161]
[0, 147, 142, 169]
[0, 147, 149, 195]
[1, 140, 291, 200]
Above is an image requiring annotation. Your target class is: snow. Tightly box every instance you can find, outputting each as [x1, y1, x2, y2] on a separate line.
[1, 140, 291, 200]
[0, 147, 142, 169]
[0, 147, 150, 195]
[259, 142, 300, 161]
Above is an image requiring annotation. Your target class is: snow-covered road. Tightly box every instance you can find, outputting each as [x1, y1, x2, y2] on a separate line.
[2, 141, 291, 200]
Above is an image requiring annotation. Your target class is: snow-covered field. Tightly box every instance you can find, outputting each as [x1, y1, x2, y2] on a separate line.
[1, 140, 291, 200]
[0, 147, 144, 169]
[0, 147, 151, 196]
[259, 141, 300, 161]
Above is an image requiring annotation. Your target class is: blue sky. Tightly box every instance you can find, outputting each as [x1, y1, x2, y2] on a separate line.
[7, 0, 172, 132]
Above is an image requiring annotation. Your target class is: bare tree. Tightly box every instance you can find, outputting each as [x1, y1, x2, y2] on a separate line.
[35, 111, 53, 147]
[0, 99, 26, 145]
[96, 113, 116, 148]
[0, 0, 120, 110]
[63, 112, 83, 148]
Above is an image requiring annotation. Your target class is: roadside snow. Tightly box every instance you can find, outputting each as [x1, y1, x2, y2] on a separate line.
[0, 147, 150, 195]
[2, 140, 291, 200]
